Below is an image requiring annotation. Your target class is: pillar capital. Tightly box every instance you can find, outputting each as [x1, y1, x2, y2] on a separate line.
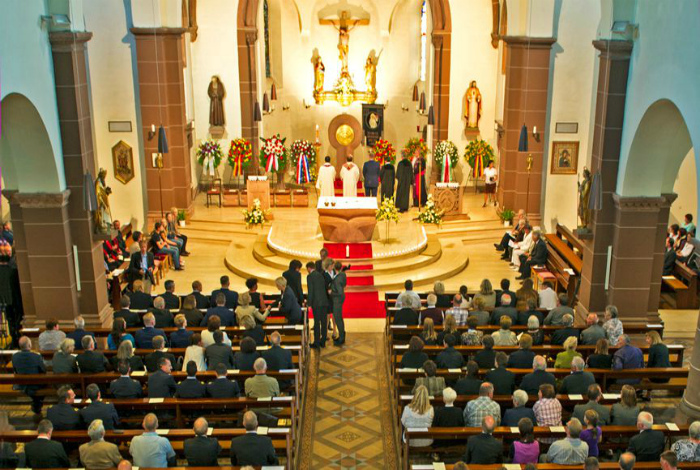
[9, 190, 71, 209]
[502, 36, 557, 48]
[48, 31, 92, 52]
[612, 193, 667, 212]
[592, 39, 633, 59]
[130, 27, 187, 37]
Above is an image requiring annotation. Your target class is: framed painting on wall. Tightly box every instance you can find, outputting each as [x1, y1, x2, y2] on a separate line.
[112, 140, 135, 184]
[550, 141, 579, 175]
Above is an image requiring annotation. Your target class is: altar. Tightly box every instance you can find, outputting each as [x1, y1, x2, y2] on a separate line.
[317, 196, 378, 243]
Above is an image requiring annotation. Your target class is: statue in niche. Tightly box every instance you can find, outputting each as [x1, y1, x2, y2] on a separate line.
[364, 52, 378, 95]
[314, 56, 325, 94]
[464, 80, 482, 130]
[578, 166, 592, 229]
[208, 76, 225, 127]
[94, 168, 113, 233]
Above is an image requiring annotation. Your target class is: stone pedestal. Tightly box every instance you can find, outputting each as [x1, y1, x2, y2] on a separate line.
[680, 311, 700, 419]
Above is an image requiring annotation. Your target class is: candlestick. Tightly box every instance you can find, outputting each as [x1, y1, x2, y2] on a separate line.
[346, 245, 350, 258]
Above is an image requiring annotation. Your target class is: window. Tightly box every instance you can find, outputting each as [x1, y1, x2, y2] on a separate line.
[420, 0, 427, 82]
[264, 0, 271, 78]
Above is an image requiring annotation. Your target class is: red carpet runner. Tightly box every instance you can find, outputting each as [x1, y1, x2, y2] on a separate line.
[323, 242, 385, 318]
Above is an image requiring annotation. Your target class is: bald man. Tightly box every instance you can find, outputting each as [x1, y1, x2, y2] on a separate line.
[462, 415, 503, 464]
[184, 417, 221, 466]
[580, 313, 606, 345]
[129, 413, 176, 467]
[230, 411, 278, 466]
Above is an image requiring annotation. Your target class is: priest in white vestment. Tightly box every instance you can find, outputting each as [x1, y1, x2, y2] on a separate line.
[340, 157, 360, 197]
[316, 156, 336, 198]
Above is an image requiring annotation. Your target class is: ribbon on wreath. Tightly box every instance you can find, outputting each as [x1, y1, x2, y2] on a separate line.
[472, 150, 485, 178]
[265, 152, 279, 172]
[441, 152, 451, 183]
[203, 155, 216, 176]
[230, 154, 243, 177]
[296, 153, 311, 184]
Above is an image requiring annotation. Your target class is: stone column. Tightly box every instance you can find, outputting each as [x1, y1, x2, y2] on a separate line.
[680, 311, 700, 419]
[7, 191, 79, 327]
[237, 28, 260, 172]
[431, 31, 451, 143]
[576, 40, 633, 319]
[131, 27, 193, 218]
[49, 32, 111, 328]
[497, 36, 556, 226]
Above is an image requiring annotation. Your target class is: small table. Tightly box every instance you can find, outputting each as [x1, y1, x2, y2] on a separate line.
[317, 197, 378, 243]
[531, 266, 558, 291]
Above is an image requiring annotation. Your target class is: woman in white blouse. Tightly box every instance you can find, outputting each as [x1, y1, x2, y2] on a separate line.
[182, 333, 207, 371]
[201, 315, 232, 348]
[400, 385, 434, 447]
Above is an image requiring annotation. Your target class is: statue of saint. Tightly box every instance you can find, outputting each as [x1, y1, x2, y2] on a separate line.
[364, 54, 377, 94]
[320, 11, 369, 74]
[94, 168, 113, 232]
[578, 167, 592, 229]
[208, 76, 225, 127]
[314, 56, 325, 94]
[464, 80, 482, 130]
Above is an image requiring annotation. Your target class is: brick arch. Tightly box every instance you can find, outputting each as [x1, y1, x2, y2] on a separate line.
[236, 0, 452, 150]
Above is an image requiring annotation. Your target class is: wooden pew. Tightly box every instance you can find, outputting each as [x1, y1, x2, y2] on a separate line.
[543, 224, 583, 304]
[664, 260, 700, 309]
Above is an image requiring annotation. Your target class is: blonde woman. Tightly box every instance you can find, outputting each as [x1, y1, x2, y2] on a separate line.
[111, 340, 145, 372]
[433, 280, 451, 308]
[420, 318, 438, 346]
[554, 336, 582, 369]
[474, 279, 496, 308]
[401, 385, 434, 447]
[235, 291, 271, 326]
[646, 330, 670, 385]
[492, 316, 518, 346]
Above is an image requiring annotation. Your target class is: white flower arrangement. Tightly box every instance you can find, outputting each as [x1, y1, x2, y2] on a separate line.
[242, 198, 270, 228]
[417, 194, 445, 226]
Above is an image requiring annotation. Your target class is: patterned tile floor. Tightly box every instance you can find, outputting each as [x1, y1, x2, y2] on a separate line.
[298, 333, 398, 469]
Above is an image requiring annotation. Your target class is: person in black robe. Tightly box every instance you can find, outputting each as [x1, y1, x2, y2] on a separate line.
[395, 157, 413, 212]
[413, 157, 427, 207]
[379, 162, 395, 201]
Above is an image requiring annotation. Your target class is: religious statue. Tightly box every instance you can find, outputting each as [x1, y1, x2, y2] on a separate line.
[314, 56, 325, 95]
[320, 11, 369, 75]
[364, 53, 378, 95]
[208, 76, 225, 127]
[94, 168, 113, 233]
[464, 80, 482, 130]
[578, 166, 592, 229]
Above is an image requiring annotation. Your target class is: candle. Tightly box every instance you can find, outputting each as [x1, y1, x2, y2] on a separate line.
[346, 245, 350, 258]
[533, 126, 538, 135]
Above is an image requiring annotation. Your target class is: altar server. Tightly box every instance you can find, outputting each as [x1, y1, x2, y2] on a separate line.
[340, 156, 360, 197]
[316, 156, 336, 198]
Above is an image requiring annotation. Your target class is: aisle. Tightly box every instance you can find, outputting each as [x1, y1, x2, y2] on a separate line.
[298, 333, 398, 469]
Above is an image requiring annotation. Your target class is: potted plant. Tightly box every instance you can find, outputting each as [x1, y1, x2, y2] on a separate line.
[417, 194, 445, 227]
[375, 196, 400, 242]
[497, 207, 515, 227]
[177, 210, 186, 228]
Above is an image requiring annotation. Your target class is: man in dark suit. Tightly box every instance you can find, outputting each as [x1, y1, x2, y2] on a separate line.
[210, 275, 238, 308]
[455, 361, 483, 395]
[129, 280, 154, 310]
[184, 417, 221, 466]
[160, 280, 180, 310]
[519, 355, 556, 395]
[435, 334, 464, 369]
[170, 314, 193, 348]
[110, 362, 143, 399]
[24, 419, 70, 468]
[490, 294, 518, 325]
[507, 334, 536, 369]
[262, 331, 294, 370]
[145, 336, 177, 372]
[517, 231, 548, 280]
[275, 277, 303, 325]
[206, 363, 241, 398]
[201, 293, 236, 327]
[462, 415, 503, 464]
[189, 280, 210, 309]
[362, 157, 381, 197]
[663, 237, 677, 275]
[13, 336, 46, 414]
[176, 361, 206, 398]
[627, 412, 666, 461]
[572, 384, 611, 425]
[148, 357, 177, 398]
[517, 299, 544, 326]
[149, 296, 174, 328]
[230, 411, 279, 466]
[114, 295, 141, 328]
[65, 315, 96, 351]
[485, 352, 515, 395]
[503, 389, 537, 426]
[559, 357, 596, 395]
[306, 261, 329, 348]
[77, 336, 110, 373]
[496, 279, 517, 307]
[134, 313, 167, 349]
[128, 239, 155, 287]
[550, 314, 580, 346]
[205, 331, 235, 370]
[315, 248, 329, 273]
[283, 259, 304, 306]
[47, 386, 80, 430]
[330, 261, 347, 345]
[394, 307, 419, 326]
[80, 383, 119, 430]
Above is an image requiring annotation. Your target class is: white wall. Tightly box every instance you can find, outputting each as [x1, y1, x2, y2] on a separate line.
[84, 0, 146, 228]
[670, 149, 697, 225]
[0, 0, 66, 192]
[541, 0, 600, 231]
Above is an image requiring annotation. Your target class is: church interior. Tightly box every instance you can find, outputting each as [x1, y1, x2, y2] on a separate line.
[1, 0, 700, 468]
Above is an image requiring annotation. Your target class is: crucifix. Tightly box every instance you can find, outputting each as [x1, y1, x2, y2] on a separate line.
[319, 11, 369, 74]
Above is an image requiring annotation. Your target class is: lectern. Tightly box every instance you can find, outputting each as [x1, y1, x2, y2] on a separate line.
[246, 176, 271, 210]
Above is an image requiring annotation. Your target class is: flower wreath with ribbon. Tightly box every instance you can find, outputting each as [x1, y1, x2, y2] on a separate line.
[372, 139, 396, 166]
[227, 138, 253, 177]
[259, 134, 288, 174]
[289, 139, 317, 184]
[196, 140, 224, 176]
[464, 138, 495, 178]
[402, 137, 428, 160]
[434, 140, 459, 183]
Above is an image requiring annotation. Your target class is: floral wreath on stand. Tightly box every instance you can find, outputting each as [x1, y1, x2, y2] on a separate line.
[197, 140, 224, 176]
[242, 198, 270, 228]
[289, 139, 317, 184]
[417, 194, 445, 226]
[464, 138, 495, 179]
[227, 138, 253, 177]
[372, 139, 396, 166]
[402, 137, 428, 160]
[434, 140, 459, 183]
[259, 134, 288, 174]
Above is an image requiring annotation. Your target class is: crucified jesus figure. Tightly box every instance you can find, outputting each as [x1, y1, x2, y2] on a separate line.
[320, 11, 369, 73]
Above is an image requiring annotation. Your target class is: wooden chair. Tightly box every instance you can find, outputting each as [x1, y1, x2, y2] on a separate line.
[207, 177, 223, 207]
